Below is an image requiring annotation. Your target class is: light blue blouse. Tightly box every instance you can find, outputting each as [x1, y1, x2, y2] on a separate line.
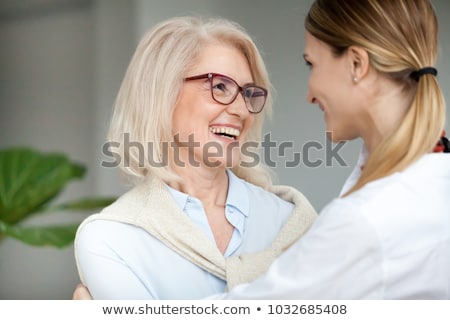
[75, 170, 294, 299]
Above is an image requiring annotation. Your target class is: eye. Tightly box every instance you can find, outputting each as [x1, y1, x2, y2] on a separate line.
[213, 82, 228, 92]
[305, 60, 313, 70]
[212, 76, 234, 96]
[243, 87, 265, 98]
[243, 87, 253, 98]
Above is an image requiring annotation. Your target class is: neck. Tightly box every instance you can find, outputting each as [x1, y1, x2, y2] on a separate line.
[168, 165, 229, 209]
[360, 79, 412, 154]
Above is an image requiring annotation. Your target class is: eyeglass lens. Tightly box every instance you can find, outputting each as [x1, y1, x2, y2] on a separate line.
[211, 74, 266, 113]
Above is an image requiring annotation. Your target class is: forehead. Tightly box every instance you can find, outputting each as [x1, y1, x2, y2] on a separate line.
[304, 31, 333, 57]
[192, 44, 253, 83]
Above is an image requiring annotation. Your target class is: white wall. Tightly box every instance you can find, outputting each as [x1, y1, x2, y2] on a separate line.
[0, 0, 449, 299]
[0, 0, 95, 299]
[0, 0, 134, 300]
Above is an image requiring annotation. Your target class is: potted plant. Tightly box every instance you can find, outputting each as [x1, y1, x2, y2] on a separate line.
[0, 147, 116, 248]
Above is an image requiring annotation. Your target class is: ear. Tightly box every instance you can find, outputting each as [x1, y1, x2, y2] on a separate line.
[347, 46, 370, 82]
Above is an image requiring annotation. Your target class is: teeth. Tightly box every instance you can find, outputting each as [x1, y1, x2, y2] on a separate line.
[210, 127, 241, 137]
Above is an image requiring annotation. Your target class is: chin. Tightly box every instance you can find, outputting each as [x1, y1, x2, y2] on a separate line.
[327, 130, 358, 144]
[326, 130, 346, 143]
[201, 156, 238, 170]
[326, 130, 338, 142]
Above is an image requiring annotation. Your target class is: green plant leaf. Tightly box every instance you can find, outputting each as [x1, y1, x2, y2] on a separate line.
[44, 197, 116, 212]
[0, 220, 79, 248]
[0, 148, 85, 224]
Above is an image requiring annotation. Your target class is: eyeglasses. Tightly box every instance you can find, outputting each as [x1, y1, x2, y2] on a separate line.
[184, 73, 268, 114]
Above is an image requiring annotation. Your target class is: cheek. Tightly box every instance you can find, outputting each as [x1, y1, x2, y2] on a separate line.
[307, 74, 315, 92]
[171, 108, 185, 134]
[172, 107, 199, 141]
[241, 116, 255, 139]
[306, 70, 325, 104]
[324, 78, 351, 114]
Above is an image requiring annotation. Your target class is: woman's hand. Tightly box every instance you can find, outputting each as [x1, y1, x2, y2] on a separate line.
[72, 284, 93, 300]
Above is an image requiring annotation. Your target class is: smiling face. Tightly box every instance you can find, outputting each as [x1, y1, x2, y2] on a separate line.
[303, 31, 366, 143]
[172, 43, 255, 170]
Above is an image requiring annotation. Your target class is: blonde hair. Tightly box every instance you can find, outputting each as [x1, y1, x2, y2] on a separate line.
[108, 16, 273, 188]
[305, 0, 446, 195]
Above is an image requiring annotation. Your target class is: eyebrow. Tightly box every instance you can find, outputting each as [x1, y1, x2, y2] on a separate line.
[216, 74, 255, 87]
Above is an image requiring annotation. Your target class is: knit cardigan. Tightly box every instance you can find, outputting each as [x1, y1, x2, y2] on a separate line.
[75, 178, 317, 290]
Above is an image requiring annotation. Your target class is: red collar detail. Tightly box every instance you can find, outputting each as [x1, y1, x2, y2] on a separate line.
[434, 130, 448, 153]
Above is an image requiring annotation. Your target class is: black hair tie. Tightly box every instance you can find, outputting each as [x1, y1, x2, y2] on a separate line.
[410, 67, 438, 82]
[442, 136, 450, 153]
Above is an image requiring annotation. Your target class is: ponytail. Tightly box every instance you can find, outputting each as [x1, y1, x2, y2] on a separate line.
[344, 71, 446, 196]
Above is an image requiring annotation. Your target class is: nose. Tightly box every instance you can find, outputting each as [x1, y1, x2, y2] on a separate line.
[306, 89, 316, 104]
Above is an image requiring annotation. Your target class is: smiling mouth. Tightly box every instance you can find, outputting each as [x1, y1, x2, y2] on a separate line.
[209, 127, 241, 140]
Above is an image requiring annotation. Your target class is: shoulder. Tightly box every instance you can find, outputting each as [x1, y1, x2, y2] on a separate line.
[240, 178, 318, 233]
[322, 153, 450, 242]
[231, 169, 308, 207]
[75, 219, 147, 248]
[335, 153, 450, 213]
[317, 155, 450, 281]
[74, 183, 155, 247]
[241, 179, 296, 212]
[227, 170, 294, 214]
[323, 173, 407, 223]
[74, 218, 165, 269]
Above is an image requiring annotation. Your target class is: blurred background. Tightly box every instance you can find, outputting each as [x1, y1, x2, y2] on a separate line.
[0, 0, 449, 299]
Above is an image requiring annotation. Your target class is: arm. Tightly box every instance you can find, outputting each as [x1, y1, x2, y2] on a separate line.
[75, 220, 157, 299]
[217, 202, 384, 299]
[72, 284, 92, 300]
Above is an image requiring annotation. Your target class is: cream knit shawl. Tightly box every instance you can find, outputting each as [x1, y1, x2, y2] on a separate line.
[75, 178, 317, 290]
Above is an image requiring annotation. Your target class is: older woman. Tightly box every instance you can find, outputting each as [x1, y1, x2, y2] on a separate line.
[74, 16, 316, 299]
